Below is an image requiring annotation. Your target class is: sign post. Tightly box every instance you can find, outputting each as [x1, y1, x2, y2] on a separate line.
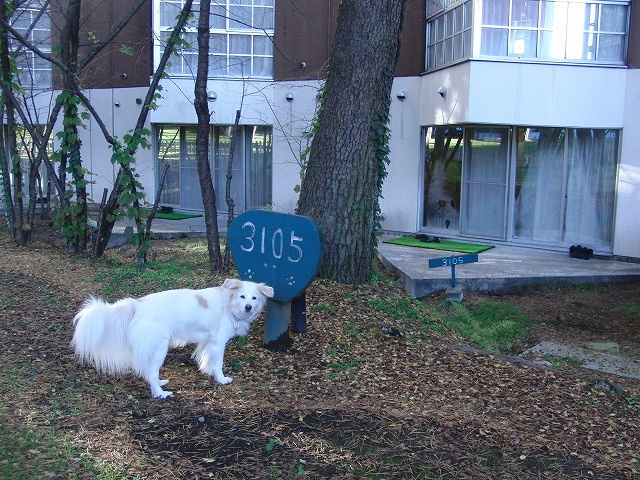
[428, 253, 479, 302]
[228, 210, 322, 350]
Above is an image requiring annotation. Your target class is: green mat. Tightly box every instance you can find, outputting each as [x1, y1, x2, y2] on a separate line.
[383, 235, 494, 254]
[144, 209, 202, 220]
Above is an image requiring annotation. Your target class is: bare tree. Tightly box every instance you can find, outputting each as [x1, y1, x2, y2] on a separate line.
[0, 0, 151, 253]
[193, 0, 224, 273]
[297, 0, 407, 283]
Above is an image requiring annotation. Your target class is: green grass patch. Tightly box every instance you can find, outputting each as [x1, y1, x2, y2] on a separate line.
[383, 235, 494, 254]
[95, 254, 213, 299]
[0, 412, 78, 479]
[368, 297, 425, 321]
[440, 300, 530, 354]
[142, 208, 202, 220]
[611, 302, 640, 323]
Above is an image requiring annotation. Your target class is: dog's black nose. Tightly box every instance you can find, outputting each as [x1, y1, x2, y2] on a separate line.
[245, 304, 252, 312]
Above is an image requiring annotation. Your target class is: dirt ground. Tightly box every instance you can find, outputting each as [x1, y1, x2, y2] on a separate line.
[1, 219, 639, 479]
[449, 284, 640, 359]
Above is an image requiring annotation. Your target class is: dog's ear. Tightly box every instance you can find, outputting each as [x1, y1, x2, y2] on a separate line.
[222, 278, 242, 290]
[258, 284, 274, 298]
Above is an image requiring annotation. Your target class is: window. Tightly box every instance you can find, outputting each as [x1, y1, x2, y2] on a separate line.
[480, 0, 628, 63]
[156, 125, 272, 212]
[10, 0, 52, 89]
[0, 125, 53, 203]
[515, 127, 618, 246]
[426, 0, 629, 69]
[158, 0, 274, 78]
[426, 0, 473, 69]
[423, 125, 618, 249]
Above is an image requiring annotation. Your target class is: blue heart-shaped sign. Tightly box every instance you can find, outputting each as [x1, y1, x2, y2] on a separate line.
[228, 211, 322, 302]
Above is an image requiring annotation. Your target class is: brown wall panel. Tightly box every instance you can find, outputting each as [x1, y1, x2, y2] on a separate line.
[53, 0, 151, 90]
[274, 0, 338, 80]
[274, 0, 425, 81]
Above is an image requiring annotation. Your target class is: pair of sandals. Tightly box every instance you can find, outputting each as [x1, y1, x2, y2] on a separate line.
[414, 234, 440, 243]
[569, 245, 593, 259]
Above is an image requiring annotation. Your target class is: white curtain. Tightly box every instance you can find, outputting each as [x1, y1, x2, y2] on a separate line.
[462, 128, 509, 238]
[515, 127, 617, 248]
[514, 127, 565, 242]
[563, 129, 617, 246]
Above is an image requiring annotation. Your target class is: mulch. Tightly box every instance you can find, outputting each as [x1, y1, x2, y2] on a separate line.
[0, 225, 639, 479]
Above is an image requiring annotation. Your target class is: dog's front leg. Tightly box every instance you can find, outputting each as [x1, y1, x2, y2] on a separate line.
[193, 341, 233, 385]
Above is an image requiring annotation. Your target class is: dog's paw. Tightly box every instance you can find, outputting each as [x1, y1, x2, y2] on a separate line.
[159, 379, 170, 386]
[217, 376, 233, 385]
[152, 390, 174, 399]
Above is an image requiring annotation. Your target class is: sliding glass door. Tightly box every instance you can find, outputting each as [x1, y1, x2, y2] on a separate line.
[156, 124, 272, 212]
[422, 125, 618, 251]
[514, 127, 618, 248]
[513, 127, 565, 243]
[461, 127, 509, 239]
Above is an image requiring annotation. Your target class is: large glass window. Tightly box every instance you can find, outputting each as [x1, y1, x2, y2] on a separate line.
[423, 127, 463, 232]
[424, 126, 618, 250]
[426, 0, 629, 69]
[480, 0, 628, 62]
[158, 0, 274, 78]
[10, 0, 52, 89]
[514, 127, 618, 247]
[461, 127, 509, 238]
[426, 0, 473, 69]
[156, 124, 272, 212]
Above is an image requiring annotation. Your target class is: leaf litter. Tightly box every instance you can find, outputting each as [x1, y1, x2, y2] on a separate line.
[0, 224, 639, 478]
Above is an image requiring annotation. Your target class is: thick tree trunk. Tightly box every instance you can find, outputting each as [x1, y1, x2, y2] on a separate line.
[297, 0, 407, 283]
[194, 0, 224, 273]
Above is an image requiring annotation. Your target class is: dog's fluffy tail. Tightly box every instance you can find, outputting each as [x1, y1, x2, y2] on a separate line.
[71, 296, 137, 375]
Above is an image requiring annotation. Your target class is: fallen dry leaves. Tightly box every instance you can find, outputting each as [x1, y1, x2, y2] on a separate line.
[0, 226, 639, 479]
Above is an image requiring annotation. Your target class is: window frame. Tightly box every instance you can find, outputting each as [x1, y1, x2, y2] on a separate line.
[425, 0, 630, 71]
[9, 0, 52, 90]
[155, 0, 275, 79]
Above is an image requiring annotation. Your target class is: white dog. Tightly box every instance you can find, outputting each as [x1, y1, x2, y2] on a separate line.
[71, 279, 274, 398]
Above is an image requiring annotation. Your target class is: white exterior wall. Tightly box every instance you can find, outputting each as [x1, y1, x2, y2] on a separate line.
[379, 77, 424, 232]
[71, 62, 637, 259]
[615, 68, 640, 259]
[419, 61, 626, 128]
[84, 87, 153, 202]
[467, 62, 626, 127]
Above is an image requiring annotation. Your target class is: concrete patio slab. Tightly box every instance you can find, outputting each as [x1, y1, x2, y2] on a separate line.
[376, 236, 640, 298]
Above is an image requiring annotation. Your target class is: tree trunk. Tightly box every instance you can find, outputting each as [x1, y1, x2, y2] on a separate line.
[0, 0, 20, 243]
[60, 0, 86, 254]
[223, 109, 241, 272]
[92, 0, 193, 258]
[297, 0, 407, 283]
[194, 0, 224, 273]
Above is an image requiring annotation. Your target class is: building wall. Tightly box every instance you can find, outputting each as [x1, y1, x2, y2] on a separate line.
[615, 68, 640, 259]
[52, 0, 152, 90]
[83, 87, 155, 202]
[379, 77, 424, 232]
[274, 0, 425, 81]
[419, 61, 627, 128]
[628, 0, 640, 68]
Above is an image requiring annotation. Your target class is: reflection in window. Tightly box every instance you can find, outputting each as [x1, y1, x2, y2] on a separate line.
[423, 127, 463, 232]
[156, 125, 272, 212]
[158, 0, 274, 78]
[427, 0, 629, 69]
[480, 0, 628, 63]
